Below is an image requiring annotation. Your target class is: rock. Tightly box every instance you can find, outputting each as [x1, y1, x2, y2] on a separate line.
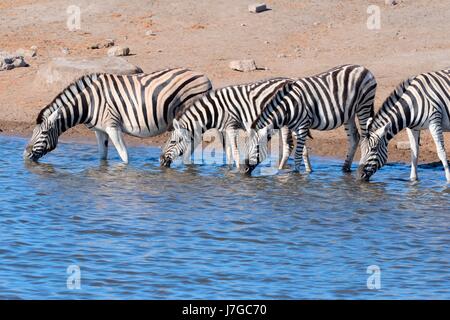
[145, 30, 156, 36]
[0, 53, 29, 71]
[88, 39, 115, 50]
[16, 47, 37, 58]
[277, 53, 287, 58]
[229, 59, 257, 72]
[248, 3, 267, 13]
[385, 0, 397, 5]
[107, 46, 130, 57]
[35, 57, 143, 88]
[13, 57, 28, 68]
[61, 47, 70, 55]
[396, 141, 410, 150]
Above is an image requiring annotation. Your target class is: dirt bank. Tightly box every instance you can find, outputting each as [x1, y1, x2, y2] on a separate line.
[1, 0, 449, 163]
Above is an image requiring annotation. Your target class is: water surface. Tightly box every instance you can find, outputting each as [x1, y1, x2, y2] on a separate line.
[0, 135, 448, 299]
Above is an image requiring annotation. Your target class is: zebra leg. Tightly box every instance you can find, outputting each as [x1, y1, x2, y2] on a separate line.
[106, 127, 129, 164]
[303, 145, 312, 173]
[429, 122, 450, 182]
[279, 126, 292, 169]
[293, 128, 309, 172]
[95, 130, 109, 160]
[226, 129, 240, 169]
[292, 130, 312, 173]
[224, 136, 233, 167]
[406, 128, 420, 181]
[343, 119, 360, 172]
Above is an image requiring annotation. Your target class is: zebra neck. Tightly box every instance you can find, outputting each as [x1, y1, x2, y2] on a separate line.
[254, 97, 288, 130]
[372, 100, 412, 140]
[180, 99, 221, 134]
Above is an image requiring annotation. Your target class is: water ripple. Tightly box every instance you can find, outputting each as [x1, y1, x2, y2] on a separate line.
[0, 136, 448, 299]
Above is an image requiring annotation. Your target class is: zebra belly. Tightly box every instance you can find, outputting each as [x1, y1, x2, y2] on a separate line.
[121, 124, 165, 138]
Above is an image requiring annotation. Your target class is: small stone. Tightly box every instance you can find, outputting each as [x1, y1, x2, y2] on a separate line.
[396, 141, 410, 150]
[313, 21, 321, 26]
[0, 55, 29, 71]
[264, 40, 270, 44]
[61, 47, 70, 55]
[248, 3, 267, 13]
[88, 43, 100, 50]
[385, 0, 397, 6]
[240, 23, 247, 27]
[16, 48, 36, 58]
[277, 53, 287, 58]
[88, 39, 115, 50]
[145, 30, 156, 36]
[107, 46, 130, 57]
[13, 57, 28, 68]
[229, 59, 257, 72]
[104, 39, 115, 48]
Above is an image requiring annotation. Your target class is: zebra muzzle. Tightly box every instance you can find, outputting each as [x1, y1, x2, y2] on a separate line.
[357, 165, 372, 181]
[241, 161, 256, 176]
[160, 155, 172, 168]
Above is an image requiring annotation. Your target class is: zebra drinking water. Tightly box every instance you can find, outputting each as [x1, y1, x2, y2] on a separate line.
[23, 68, 212, 163]
[358, 68, 450, 182]
[242, 64, 377, 174]
[159, 77, 311, 170]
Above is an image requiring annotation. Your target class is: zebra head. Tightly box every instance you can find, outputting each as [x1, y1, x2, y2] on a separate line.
[160, 119, 191, 167]
[24, 109, 62, 162]
[358, 122, 392, 181]
[242, 125, 272, 175]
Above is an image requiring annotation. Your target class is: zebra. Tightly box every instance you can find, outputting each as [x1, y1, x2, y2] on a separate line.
[159, 77, 312, 170]
[242, 64, 377, 174]
[23, 68, 212, 163]
[358, 68, 450, 182]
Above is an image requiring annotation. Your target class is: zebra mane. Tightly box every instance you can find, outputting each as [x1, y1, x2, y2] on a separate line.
[370, 76, 414, 131]
[36, 73, 100, 124]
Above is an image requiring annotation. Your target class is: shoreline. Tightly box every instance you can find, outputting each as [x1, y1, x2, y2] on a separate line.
[2, 118, 446, 165]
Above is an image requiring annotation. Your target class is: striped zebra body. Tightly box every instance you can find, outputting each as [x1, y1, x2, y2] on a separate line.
[358, 69, 450, 181]
[160, 77, 310, 169]
[244, 64, 377, 173]
[24, 68, 212, 163]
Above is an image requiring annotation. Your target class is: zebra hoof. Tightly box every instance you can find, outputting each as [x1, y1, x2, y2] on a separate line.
[342, 166, 352, 173]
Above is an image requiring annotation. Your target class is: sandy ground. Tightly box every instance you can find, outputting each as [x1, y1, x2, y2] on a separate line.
[0, 0, 449, 163]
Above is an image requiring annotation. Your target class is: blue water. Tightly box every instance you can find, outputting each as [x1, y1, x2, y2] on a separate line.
[0, 135, 448, 299]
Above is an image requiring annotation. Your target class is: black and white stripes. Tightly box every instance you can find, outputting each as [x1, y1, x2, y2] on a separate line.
[24, 68, 212, 162]
[160, 77, 308, 169]
[358, 68, 450, 181]
[244, 64, 377, 173]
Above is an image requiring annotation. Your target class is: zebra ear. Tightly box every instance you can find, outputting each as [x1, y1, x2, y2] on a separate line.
[375, 122, 392, 138]
[366, 117, 373, 131]
[48, 109, 62, 124]
[172, 119, 181, 131]
[364, 117, 373, 138]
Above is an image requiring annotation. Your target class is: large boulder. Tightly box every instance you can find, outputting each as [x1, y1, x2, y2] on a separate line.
[35, 57, 143, 89]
